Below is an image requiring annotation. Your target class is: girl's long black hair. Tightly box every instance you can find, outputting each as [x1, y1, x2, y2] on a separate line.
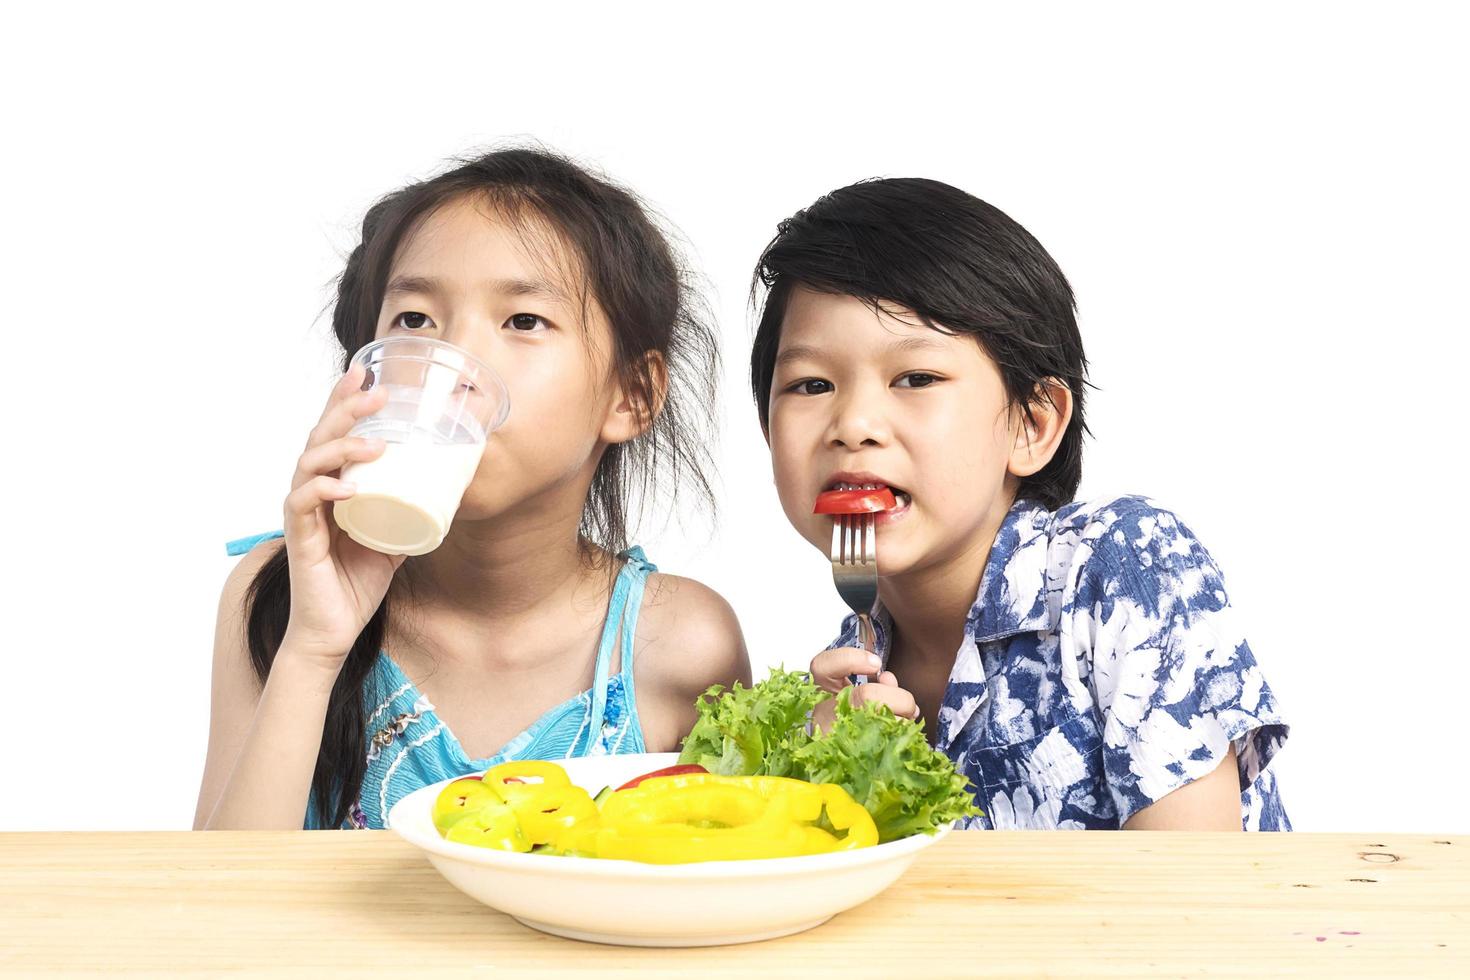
[244, 146, 719, 828]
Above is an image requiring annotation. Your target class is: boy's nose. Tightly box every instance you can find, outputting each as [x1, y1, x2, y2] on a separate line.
[826, 393, 891, 448]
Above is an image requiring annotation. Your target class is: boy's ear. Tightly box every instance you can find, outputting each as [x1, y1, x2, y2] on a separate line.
[600, 351, 668, 446]
[1007, 378, 1073, 478]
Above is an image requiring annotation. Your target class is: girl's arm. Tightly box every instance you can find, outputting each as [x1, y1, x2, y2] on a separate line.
[630, 574, 752, 753]
[1122, 745, 1244, 831]
[197, 366, 403, 830]
[194, 542, 342, 830]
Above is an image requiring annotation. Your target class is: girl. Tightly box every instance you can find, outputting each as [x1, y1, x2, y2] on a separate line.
[197, 147, 750, 831]
[750, 178, 1289, 831]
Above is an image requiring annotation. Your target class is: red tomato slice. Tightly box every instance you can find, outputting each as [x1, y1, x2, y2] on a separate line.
[813, 487, 898, 514]
[616, 764, 708, 791]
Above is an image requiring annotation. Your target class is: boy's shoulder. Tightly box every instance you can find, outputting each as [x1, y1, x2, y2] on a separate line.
[1039, 495, 1225, 610]
[1051, 493, 1180, 536]
[1047, 494, 1200, 549]
[1043, 494, 1213, 579]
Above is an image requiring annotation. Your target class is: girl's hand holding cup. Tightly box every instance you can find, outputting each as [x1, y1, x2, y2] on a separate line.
[280, 338, 510, 675]
[279, 364, 400, 674]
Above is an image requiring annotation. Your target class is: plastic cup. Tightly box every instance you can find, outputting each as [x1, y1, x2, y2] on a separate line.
[333, 337, 509, 556]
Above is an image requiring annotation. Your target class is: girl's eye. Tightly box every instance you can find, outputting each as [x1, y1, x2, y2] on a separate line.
[894, 372, 939, 389]
[788, 378, 833, 396]
[391, 311, 434, 331]
[505, 313, 550, 332]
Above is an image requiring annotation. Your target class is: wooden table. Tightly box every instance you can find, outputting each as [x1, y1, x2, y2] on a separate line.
[2, 831, 1465, 976]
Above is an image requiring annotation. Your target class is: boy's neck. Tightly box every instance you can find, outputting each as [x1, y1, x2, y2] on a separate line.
[880, 496, 1015, 671]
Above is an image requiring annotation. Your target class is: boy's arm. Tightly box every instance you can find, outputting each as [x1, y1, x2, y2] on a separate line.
[1122, 745, 1244, 831]
[1080, 499, 1288, 831]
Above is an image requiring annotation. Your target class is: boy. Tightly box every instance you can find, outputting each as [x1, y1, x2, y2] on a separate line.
[750, 178, 1288, 830]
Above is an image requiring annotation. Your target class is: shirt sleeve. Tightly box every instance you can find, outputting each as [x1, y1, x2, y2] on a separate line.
[825, 613, 861, 652]
[1082, 501, 1289, 825]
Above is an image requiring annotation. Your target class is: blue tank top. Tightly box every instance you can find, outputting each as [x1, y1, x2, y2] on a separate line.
[224, 532, 655, 829]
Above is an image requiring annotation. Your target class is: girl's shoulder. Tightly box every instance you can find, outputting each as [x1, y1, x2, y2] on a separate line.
[638, 570, 748, 695]
[624, 566, 751, 752]
[637, 571, 747, 679]
[220, 528, 286, 599]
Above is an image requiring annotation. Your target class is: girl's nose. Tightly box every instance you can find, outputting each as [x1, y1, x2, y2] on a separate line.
[439, 322, 476, 353]
[440, 322, 501, 370]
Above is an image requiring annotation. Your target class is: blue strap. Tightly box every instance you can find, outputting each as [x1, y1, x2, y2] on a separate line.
[617, 548, 655, 714]
[226, 529, 284, 556]
[584, 547, 658, 754]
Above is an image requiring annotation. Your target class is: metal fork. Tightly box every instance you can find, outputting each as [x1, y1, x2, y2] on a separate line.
[830, 512, 878, 671]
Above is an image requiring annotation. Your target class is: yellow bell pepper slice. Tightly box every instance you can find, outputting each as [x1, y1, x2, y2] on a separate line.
[481, 760, 571, 800]
[592, 773, 877, 863]
[444, 797, 531, 852]
[431, 776, 500, 832]
[437, 763, 878, 862]
[815, 783, 879, 851]
[505, 784, 599, 850]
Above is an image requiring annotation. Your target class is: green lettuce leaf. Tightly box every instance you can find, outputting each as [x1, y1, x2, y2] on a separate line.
[792, 687, 983, 842]
[676, 668, 827, 776]
[678, 668, 983, 841]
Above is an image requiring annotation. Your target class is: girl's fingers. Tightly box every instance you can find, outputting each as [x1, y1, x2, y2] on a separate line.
[315, 365, 366, 425]
[337, 530, 409, 573]
[851, 681, 919, 720]
[877, 671, 899, 687]
[283, 475, 356, 542]
[809, 647, 883, 691]
[293, 436, 387, 489]
[303, 365, 364, 441]
[303, 383, 388, 452]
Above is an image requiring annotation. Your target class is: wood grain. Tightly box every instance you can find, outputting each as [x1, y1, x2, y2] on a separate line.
[1, 831, 1465, 976]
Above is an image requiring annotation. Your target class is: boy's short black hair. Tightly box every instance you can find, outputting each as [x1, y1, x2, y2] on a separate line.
[749, 177, 1089, 510]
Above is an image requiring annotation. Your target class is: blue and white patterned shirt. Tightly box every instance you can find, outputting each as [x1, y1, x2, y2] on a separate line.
[829, 495, 1290, 830]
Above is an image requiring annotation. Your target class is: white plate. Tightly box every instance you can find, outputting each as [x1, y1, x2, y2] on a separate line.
[388, 752, 951, 947]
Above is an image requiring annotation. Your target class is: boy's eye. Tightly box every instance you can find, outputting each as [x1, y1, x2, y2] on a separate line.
[392, 311, 434, 331]
[505, 313, 550, 332]
[894, 372, 939, 389]
[788, 378, 833, 396]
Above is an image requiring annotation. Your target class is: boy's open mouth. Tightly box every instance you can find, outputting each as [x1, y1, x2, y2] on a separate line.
[823, 479, 914, 509]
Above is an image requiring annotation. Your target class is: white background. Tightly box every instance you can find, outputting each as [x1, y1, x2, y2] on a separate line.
[3, 2, 1466, 831]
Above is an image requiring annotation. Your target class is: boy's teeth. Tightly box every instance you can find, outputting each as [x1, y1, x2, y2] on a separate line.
[828, 481, 910, 506]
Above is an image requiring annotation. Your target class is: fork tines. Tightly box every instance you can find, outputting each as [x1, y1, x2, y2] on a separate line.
[830, 513, 876, 566]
